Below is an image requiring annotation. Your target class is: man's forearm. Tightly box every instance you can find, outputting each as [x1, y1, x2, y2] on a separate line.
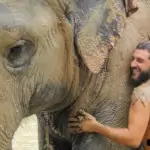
[93, 122, 140, 148]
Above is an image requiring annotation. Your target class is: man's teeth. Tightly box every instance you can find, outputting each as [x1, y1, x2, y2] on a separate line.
[133, 69, 139, 73]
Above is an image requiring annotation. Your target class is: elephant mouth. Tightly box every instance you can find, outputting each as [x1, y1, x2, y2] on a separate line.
[29, 81, 76, 114]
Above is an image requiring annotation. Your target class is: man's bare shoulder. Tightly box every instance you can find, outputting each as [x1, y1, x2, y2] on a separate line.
[132, 80, 150, 105]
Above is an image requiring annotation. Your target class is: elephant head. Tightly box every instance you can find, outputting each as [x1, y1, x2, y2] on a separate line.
[0, 1, 77, 148]
[0, 0, 149, 149]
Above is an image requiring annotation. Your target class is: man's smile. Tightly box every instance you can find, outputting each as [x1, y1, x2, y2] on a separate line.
[132, 69, 140, 74]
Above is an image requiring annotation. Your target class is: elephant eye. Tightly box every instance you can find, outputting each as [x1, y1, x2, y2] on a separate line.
[4, 40, 35, 73]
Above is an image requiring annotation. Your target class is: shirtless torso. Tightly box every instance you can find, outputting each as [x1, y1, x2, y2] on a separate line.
[132, 80, 150, 150]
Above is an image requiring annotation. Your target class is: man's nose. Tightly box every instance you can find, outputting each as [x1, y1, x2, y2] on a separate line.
[131, 59, 137, 68]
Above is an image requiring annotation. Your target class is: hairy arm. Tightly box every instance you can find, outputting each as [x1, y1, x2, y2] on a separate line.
[68, 96, 150, 148]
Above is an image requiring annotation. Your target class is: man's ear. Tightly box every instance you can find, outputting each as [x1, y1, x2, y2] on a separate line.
[65, 0, 126, 73]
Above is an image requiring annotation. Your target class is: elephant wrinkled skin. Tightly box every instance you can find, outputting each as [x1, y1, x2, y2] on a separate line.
[0, 0, 149, 150]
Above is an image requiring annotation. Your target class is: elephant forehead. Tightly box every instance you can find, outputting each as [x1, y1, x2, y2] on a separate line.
[0, 2, 21, 47]
[0, 3, 15, 27]
[0, 1, 35, 29]
[0, 1, 59, 42]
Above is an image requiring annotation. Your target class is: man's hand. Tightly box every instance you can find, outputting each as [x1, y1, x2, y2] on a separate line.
[68, 109, 98, 133]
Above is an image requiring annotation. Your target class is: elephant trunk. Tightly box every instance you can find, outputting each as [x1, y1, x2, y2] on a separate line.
[0, 99, 23, 149]
[0, 77, 24, 150]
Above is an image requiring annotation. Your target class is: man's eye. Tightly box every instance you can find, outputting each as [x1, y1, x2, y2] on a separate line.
[136, 58, 144, 63]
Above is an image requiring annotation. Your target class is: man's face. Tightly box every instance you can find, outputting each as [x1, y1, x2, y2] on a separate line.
[130, 49, 150, 86]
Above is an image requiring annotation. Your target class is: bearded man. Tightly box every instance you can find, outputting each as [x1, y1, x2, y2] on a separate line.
[68, 41, 150, 150]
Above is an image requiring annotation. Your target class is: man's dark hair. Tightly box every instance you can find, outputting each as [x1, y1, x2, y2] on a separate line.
[136, 41, 150, 53]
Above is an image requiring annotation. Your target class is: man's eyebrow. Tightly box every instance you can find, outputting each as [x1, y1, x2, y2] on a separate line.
[136, 56, 145, 61]
[132, 55, 145, 60]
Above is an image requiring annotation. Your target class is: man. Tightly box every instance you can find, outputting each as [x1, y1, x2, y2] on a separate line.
[68, 41, 150, 150]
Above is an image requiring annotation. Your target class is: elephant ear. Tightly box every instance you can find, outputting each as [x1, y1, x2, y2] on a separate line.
[66, 0, 126, 73]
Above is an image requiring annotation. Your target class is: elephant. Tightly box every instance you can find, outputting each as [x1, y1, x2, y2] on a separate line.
[0, 0, 150, 150]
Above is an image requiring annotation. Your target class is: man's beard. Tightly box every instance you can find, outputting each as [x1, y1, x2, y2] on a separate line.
[131, 68, 150, 87]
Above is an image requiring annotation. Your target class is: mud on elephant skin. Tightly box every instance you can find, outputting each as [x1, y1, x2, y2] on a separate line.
[0, 0, 149, 150]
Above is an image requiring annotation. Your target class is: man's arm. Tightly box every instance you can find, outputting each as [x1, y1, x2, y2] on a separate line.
[93, 98, 150, 148]
[68, 97, 150, 148]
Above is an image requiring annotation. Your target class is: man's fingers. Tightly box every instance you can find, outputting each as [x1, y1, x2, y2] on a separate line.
[68, 122, 82, 133]
[77, 115, 85, 122]
[68, 117, 79, 122]
[68, 123, 81, 128]
[78, 109, 90, 118]
[78, 109, 86, 115]
[75, 128, 83, 133]
[69, 116, 85, 123]
[68, 126, 83, 133]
